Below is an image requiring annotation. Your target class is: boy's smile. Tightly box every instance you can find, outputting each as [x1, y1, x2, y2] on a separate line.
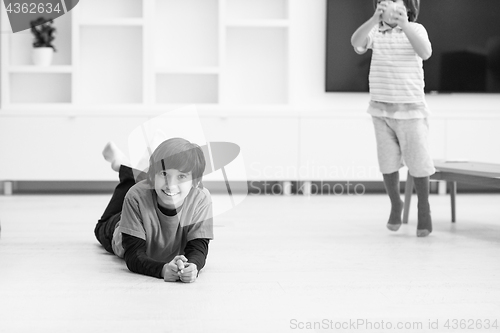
[154, 169, 193, 210]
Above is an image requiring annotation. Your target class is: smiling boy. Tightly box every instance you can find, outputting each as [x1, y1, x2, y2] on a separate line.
[95, 138, 214, 282]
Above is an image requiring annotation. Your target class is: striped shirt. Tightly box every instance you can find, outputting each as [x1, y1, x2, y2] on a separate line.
[356, 22, 431, 119]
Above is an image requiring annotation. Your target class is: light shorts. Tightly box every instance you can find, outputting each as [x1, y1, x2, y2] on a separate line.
[372, 116, 435, 177]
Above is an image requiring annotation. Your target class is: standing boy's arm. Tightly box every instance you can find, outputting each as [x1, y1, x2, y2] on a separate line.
[351, 1, 386, 49]
[393, 7, 432, 60]
[400, 24, 432, 60]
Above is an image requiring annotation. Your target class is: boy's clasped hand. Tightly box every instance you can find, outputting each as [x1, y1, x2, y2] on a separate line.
[162, 255, 198, 283]
[374, 1, 409, 28]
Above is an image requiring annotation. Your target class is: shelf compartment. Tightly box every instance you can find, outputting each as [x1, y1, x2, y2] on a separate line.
[9, 12, 72, 66]
[9, 73, 71, 104]
[224, 27, 288, 104]
[156, 73, 218, 104]
[226, 0, 288, 20]
[154, 0, 218, 68]
[79, 26, 143, 104]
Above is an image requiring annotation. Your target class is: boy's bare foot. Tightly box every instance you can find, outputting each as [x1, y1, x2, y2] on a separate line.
[102, 142, 129, 172]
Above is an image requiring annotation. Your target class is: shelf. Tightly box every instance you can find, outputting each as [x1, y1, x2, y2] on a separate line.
[8, 66, 73, 73]
[79, 18, 144, 26]
[226, 19, 289, 28]
[156, 67, 220, 74]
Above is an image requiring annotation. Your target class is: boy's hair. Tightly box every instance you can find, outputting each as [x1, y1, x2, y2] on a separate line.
[374, 0, 420, 22]
[147, 138, 206, 187]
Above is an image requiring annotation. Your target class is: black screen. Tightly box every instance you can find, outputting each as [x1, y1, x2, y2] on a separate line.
[325, 0, 500, 93]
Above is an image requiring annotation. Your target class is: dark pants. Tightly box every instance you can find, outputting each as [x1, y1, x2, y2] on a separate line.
[94, 165, 145, 253]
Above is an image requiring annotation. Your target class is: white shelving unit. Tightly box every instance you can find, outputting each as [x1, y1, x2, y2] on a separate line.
[0, 0, 294, 183]
[0, 0, 290, 109]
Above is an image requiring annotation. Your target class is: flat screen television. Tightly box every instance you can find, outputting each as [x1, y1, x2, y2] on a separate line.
[326, 0, 500, 93]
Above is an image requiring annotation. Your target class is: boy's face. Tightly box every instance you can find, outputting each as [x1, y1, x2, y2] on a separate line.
[154, 168, 193, 210]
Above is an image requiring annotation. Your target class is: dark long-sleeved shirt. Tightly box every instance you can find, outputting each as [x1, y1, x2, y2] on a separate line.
[122, 203, 210, 279]
[123, 234, 209, 278]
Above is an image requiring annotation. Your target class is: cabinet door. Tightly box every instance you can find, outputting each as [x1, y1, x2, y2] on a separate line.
[446, 119, 500, 163]
[300, 117, 380, 181]
[200, 116, 299, 181]
[0, 116, 148, 180]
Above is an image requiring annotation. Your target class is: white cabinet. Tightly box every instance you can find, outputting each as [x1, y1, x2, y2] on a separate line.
[200, 112, 299, 181]
[299, 116, 379, 181]
[444, 118, 500, 163]
[0, 116, 149, 180]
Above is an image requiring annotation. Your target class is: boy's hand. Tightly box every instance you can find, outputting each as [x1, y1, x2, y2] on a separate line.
[178, 262, 198, 283]
[393, 5, 409, 28]
[372, 1, 389, 22]
[162, 255, 188, 282]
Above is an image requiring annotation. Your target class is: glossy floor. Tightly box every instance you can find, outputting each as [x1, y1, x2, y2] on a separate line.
[1, 193, 499, 333]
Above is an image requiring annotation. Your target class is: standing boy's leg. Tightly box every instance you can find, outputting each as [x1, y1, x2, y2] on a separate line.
[413, 176, 432, 237]
[372, 117, 405, 231]
[383, 172, 404, 231]
[395, 118, 435, 237]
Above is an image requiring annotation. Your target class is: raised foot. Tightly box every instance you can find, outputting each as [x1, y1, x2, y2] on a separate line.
[102, 142, 128, 172]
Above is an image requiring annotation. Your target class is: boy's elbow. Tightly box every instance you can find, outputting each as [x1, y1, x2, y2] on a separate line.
[350, 36, 361, 48]
[351, 39, 366, 54]
[422, 50, 432, 61]
[422, 44, 432, 60]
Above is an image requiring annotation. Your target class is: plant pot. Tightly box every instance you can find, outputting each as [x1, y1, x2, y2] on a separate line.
[32, 47, 54, 66]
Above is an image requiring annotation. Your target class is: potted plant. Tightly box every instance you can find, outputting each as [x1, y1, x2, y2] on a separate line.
[30, 18, 56, 66]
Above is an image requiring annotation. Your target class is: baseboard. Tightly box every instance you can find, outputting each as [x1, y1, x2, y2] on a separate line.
[2, 180, 499, 195]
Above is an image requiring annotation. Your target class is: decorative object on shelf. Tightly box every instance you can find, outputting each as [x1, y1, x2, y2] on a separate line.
[30, 18, 57, 66]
